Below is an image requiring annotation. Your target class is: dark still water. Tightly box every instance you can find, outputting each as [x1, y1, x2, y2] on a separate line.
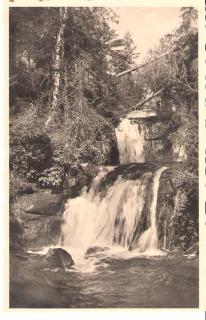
[10, 251, 198, 308]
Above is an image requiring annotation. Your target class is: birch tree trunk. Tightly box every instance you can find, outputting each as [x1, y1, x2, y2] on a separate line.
[45, 7, 68, 128]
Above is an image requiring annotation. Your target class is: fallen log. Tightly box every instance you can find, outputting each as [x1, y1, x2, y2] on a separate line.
[126, 87, 166, 114]
[116, 51, 170, 78]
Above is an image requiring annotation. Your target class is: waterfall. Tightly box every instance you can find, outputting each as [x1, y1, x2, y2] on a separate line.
[61, 110, 168, 261]
[115, 118, 145, 163]
[135, 166, 167, 254]
[61, 166, 166, 256]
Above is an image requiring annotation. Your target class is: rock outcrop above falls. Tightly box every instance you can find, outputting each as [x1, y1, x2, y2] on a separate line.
[116, 110, 185, 163]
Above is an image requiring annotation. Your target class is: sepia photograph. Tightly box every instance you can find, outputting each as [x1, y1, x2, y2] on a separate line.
[9, 5, 199, 308]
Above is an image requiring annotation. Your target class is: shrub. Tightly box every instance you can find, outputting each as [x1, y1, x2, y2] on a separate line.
[10, 104, 53, 183]
[38, 166, 65, 192]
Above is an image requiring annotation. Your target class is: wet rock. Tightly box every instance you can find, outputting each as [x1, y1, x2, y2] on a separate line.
[45, 248, 74, 269]
[121, 110, 176, 162]
[159, 177, 175, 196]
[185, 242, 199, 256]
[106, 134, 119, 165]
[79, 163, 99, 178]
[85, 246, 108, 255]
[69, 172, 91, 197]
[17, 183, 34, 196]
[10, 194, 66, 249]
[23, 193, 69, 216]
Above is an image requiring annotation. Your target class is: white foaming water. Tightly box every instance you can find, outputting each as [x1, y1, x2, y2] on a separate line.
[60, 166, 167, 270]
[115, 118, 145, 163]
[134, 167, 167, 256]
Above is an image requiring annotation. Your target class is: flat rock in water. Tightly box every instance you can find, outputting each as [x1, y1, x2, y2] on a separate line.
[45, 248, 75, 269]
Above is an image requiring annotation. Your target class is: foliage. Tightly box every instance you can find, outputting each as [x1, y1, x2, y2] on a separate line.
[171, 188, 198, 250]
[9, 7, 136, 191]
[50, 95, 117, 167]
[135, 8, 198, 248]
[10, 105, 52, 182]
[110, 31, 139, 74]
[9, 172, 34, 202]
[164, 164, 198, 250]
[9, 7, 142, 118]
[38, 166, 65, 192]
[9, 7, 198, 236]
[139, 7, 198, 170]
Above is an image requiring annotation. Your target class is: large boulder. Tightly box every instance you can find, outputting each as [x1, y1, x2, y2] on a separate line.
[23, 192, 69, 216]
[10, 192, 68, 249]
[45, 248, 75, 269]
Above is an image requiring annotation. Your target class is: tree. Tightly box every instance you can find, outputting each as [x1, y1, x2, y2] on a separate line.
[45, 7, 68, 128]
[9, 8, 60, 112]
[110, 31, 138, 74]
[10, 7, 127, 185]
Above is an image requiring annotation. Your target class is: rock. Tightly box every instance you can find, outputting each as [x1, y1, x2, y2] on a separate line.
[10, 194, 66, 249]
[185, 242, 199, 255]
[69, 175, 89, 197]
[45, 248, 74, 269]
[23, 193, 69, 216]
[158, 177, 175, 196]
[106, 135, 119, 165]
[79, 163, 99, 178]
[17, 184, 33, 196]
[85, 246, 108, 255]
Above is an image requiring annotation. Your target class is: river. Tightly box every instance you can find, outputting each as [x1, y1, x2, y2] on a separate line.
[10, 251, 198, 308]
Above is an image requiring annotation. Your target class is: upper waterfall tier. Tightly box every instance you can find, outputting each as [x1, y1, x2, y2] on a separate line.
[115, 110, 186, 164]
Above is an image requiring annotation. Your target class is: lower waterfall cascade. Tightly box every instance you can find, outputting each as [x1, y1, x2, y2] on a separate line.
[61, 166, 167, 259]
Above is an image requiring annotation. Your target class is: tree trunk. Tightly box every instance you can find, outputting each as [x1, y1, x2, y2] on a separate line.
[126, 87, 166, 113]
[116, 51, 171, 78]
[45, 7, 68, 128]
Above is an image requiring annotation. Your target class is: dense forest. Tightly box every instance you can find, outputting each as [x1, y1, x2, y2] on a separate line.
[9, 7, 198, 250]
